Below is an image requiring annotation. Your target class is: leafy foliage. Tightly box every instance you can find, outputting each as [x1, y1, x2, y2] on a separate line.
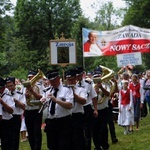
[123, 0, 150, 70]
[0, 0, 13, 15]
[13, 0, 82, 77]
[0, 0, 150, 78]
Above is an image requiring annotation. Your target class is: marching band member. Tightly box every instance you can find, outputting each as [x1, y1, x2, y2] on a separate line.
[41, 77, 51, 120]
[0, 77, 14, 150]
[41, 69, 73, 150]
[75, 67, 98, 150]
[5, 77, 26, 150]
[24, 70, 43, 150]
[92, 66, 110, 150]
[65, 68, 87, 150]
[106, 77, 119, 144]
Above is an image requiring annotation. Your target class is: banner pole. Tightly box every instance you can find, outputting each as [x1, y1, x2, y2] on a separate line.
[82, 28, 85, 69]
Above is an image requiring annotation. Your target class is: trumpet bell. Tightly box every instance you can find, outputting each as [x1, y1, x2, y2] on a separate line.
[93, 77, 102, 84]
[22, 81, 31, 87]
[23, 69, 45, 87]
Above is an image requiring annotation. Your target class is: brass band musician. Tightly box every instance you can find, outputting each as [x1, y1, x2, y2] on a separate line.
[0, 77, 14, 150]
[92, 65, 119, 150]
[92, 66, 110, 150]
[41, 69, 73, 150]
[24, 70, 43, 150]
[65, 68, 87, 150]
[75, 67, 98, 150]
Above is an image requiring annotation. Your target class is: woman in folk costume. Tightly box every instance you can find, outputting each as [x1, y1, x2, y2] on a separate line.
[129, 74, 144, 131]
[118, 80, 134, 135]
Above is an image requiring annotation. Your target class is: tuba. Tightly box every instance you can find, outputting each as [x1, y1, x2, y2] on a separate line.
[93, 65, 115, 104]
[24, 69, 45, 106]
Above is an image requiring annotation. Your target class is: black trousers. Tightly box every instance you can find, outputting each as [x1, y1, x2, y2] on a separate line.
[24, 109, 43, 150]
[71, 113, 85, 150]
[83, 104, 93, 150]
[108, 101, 117, 142]
[92, 108, 109, 150]
[12, 115, 21, 150]
[45, 115, 72, 150]
[0, 118, 13, 150]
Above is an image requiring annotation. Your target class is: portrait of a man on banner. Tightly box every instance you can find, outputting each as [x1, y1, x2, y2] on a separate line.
[83, 30, 103, 56]
[82, 26, 150, 57]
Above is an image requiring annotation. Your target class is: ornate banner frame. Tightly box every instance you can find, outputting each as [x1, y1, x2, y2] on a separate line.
[49, 35, 76, 67]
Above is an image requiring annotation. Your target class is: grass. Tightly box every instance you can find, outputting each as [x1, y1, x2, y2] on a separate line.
[19, 114, 150, 150]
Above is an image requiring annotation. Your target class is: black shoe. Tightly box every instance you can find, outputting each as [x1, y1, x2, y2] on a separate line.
[112, 138, 118, 144]
[128, 130, 133, 134]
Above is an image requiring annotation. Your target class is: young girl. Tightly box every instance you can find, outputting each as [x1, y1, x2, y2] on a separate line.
[118, 80, 134, 135]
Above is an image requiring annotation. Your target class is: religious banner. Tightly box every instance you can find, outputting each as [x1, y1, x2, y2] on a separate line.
[50, 37, 76, 66]
[116, 52, 142, 67]
[82, 25, 150, 57]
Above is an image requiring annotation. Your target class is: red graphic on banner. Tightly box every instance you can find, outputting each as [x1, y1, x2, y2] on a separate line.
[82, 25, 150, 57]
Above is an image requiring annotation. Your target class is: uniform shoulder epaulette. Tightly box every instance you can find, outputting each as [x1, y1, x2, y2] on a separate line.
[43, 87, 51, 93]
[85, 80, 92, 84]
[0, 93, 5, 98]
[16, 91, 23, 95]
[6, 93, 12, 97]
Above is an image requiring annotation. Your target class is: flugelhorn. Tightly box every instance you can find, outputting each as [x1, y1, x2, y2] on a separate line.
[24, 69, 45, 107]
[93, 65, 115, 104]
[93, 65, 115, 84]
[23, 69, 46, 87]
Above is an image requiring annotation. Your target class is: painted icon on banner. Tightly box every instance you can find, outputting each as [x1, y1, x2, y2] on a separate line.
[57, 47, 69, 63]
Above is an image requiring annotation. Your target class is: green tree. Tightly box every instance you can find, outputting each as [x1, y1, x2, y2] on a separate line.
[14, 0, 82, 73]
[123, 0, 150, 70]
[71, 16, 92, 68]
[123, 0, 150, 28]
[0, 15, 16, 75]
[0, 0, 13, 15]
[0, 51, 8, 76]
[0, 0, 13, 53]
[80, 2, 124, 72]
[94, 1, 125, 30]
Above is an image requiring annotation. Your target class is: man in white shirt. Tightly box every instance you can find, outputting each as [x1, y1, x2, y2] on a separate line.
[40, 69, 74, 150]
[5, 76, 26, 150]
[24, 70, 43, 150]
[92, 66, 110, 150]
[65, 68, 87, 150]
[76, 67, 98, 150]
[0, 77, 14, 150]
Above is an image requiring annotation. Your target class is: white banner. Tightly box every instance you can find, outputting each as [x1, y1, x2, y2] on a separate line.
[117, 52, 142, 67]
[83, 25, 150, 57]
[50, 40, 76, 65]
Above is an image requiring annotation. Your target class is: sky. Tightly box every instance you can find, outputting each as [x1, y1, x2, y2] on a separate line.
[80, 0, 126, 20]
[10, 0, 126, 20]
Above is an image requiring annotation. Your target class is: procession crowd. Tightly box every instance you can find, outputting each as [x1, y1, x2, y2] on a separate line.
[0, 65, 150, 150]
